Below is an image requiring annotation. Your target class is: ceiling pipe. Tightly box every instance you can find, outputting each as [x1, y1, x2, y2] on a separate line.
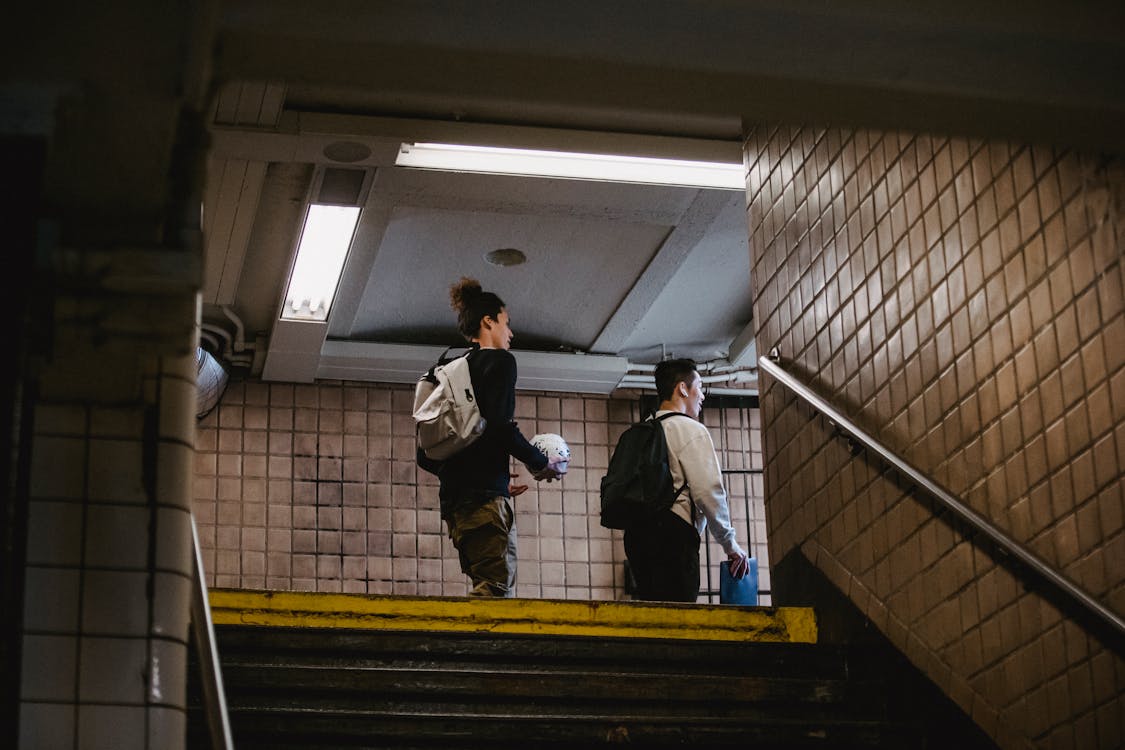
[620, 374, 757, 386]
[198, 330, 223, 354]
[200, 322, 234, 353]
[614, 383, 757, 398]
[616, 374, 756, 398]
[623, 361, 757, 385]
[221, 305, 256, 353]
[625, 358, 757, 376]
[201, 322, 254, 367]
[703, 370, 757, 384]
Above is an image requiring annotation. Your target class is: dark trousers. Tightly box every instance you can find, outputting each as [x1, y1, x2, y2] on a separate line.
[447, 496, 517, 597]
[623, 511, 700, 602]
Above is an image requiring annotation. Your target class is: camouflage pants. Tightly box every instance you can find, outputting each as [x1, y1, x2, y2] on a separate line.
[447, 496, 517, 597]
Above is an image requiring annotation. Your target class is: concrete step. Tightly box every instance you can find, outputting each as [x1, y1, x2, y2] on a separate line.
[188, 590, 919, 748]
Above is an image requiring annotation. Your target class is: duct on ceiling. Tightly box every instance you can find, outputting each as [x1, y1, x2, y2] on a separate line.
[196, 346, 229, 419]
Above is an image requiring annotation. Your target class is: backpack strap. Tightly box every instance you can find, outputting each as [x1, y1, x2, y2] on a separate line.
[424, 346, 472, 382]
[651, 411, 691, 517]
[438, 345, 473, 366]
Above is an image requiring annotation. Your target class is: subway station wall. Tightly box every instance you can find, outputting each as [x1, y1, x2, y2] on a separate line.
[746, 127, 1123, 749]
[192, 383, 769, 603]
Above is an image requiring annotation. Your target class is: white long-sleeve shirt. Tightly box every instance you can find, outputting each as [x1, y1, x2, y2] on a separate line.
[654, 410, 745, 557]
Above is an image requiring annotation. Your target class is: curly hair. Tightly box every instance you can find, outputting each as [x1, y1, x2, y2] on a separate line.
[449, 277, 506, 340]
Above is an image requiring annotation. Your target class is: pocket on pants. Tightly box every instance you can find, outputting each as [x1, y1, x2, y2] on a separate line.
[449, 496, 512, 546]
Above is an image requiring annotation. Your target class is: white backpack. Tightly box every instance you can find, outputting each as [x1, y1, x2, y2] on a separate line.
[412, 351, 487, 460]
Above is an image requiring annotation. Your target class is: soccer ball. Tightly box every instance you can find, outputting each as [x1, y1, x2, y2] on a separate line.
[529, 433, 570, 474]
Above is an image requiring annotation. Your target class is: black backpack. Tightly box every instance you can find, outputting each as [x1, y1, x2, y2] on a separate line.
[599, 413, 688, 529]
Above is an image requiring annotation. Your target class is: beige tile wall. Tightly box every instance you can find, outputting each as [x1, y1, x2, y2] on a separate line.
[746, 127, 1124, 749]
[21, 353, 197, 750]
[193, 382, 768, 602]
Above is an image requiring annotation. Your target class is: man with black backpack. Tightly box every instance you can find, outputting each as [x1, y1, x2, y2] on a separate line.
[606, 358, 749, 602]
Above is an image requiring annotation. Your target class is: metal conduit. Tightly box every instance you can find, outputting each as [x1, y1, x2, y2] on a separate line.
[758, 350, 1125, 645]
[191, 515, 235, 750]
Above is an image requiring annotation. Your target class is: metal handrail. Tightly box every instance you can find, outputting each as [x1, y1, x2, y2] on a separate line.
[190, 514, 235, 750]
[758, 351, 1125, 643]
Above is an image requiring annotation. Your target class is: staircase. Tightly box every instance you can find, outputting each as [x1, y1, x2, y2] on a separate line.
[187, 591, 994, 748]
[192, 625, 909, 748]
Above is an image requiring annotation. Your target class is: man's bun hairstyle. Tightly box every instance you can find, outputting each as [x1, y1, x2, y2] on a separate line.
[450, 277, 506, 340]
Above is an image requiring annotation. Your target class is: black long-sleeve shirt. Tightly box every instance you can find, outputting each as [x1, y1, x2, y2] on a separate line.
[418, 346, 547, 518]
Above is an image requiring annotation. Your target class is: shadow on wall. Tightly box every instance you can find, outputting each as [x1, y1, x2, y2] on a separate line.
[773, 549, 1000, 749]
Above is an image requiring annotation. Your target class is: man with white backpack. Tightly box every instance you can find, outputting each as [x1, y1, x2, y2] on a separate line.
[416, 277, 564, 597]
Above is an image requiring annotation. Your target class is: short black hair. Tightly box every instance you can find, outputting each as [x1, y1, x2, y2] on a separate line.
[654, 358, 698, 401]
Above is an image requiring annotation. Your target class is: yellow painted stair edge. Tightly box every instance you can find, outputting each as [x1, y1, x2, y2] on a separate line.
[209, 589, 817, 644]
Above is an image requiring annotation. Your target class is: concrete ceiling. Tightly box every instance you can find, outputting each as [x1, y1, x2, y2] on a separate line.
[196, 0, 1125, 394]
[202, 104, 755, 393]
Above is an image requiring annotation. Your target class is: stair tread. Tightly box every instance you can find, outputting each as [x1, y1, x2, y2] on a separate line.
[225, 705, 898, 725]
[212, 625, 852, 677]
[208, 709, 909, 748]
[213, 657, 862, 681]
[189, 623, 927, 748]
[211, 703, 882, 724]
[208, 665, 884, 706]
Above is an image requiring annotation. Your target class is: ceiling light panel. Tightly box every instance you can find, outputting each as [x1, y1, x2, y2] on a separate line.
[396, 142, 745, 190]
[281, 204, 361, 321]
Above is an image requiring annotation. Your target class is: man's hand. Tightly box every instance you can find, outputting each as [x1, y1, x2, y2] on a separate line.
[532, 457, 567, 482]
[508, 472, 529, 497]
[726, 550, 750, 579]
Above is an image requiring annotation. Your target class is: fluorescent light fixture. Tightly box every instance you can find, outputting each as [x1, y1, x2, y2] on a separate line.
[281, 204, 361, 321]
[396, 142, 745, 190]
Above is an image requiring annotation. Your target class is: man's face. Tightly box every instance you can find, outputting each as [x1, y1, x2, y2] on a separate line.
[489, 309, 514, 350]
[684, 371, 705, 419]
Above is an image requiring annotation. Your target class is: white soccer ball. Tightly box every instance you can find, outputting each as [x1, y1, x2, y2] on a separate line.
[529, 433, 570, 474]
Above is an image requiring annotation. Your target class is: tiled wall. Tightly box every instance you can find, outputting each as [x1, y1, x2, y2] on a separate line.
[20, 353, 197, 750]
[745, 127, 1124, 749]
[192, 381, 769, 603]
[13, 5, 211, 745]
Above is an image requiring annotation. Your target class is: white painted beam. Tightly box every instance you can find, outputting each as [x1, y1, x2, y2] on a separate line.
[318, 341, 629, 394]
[728, 320, 758, 368]
[202, 157, 266, 305]
[260, 318, 328, 383]
[590, 190, 732, 354]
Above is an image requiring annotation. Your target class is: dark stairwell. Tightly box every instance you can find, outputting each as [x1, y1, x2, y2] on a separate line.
[187, 590, 996, 749]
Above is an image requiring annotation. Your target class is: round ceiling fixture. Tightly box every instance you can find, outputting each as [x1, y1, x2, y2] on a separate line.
[323, 141, 372, 163]
[484, 248, 527, 267]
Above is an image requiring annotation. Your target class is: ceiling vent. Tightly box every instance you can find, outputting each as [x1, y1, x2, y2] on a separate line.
[323, 141, 372, 163]
[485, 248, 526, 266]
